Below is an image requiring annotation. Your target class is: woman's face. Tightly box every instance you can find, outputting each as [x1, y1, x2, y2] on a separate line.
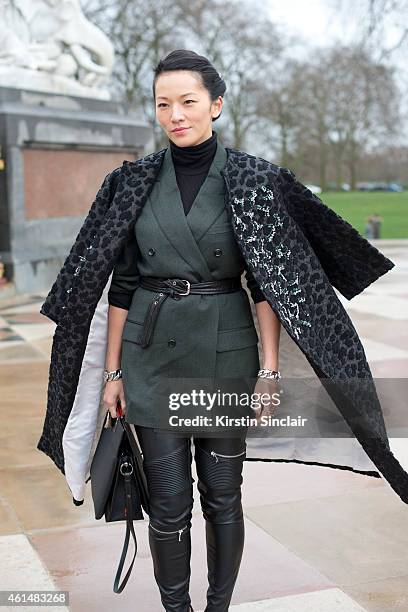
[155, 70, 222, 146]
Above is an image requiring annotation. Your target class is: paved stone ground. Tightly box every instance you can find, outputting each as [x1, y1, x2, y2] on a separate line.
[1, 241, 407, 611]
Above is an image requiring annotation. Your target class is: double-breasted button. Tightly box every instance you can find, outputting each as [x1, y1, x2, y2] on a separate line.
[148, 248, 156, 256]
[168, 338, 176, 348]
[214, 248, 223, 257]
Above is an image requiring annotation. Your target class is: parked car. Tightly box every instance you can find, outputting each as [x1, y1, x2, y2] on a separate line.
[387, 183, 404, 192]
[357, 181, 404, 192]
[327, 182, 350, 191]
[357, 182, 372, 191]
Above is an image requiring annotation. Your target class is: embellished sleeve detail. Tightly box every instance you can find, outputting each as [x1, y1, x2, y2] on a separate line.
[230, 184, 312, 340]
[278, 167, 395, 299]
[107, 230, 141, 311]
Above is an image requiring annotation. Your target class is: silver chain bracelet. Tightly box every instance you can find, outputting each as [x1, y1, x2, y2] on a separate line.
[257, 368, 281, 380]
[104, 368, 122, 382]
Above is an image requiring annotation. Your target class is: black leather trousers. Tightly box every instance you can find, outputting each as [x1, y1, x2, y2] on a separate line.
[135, 425, 248, 612]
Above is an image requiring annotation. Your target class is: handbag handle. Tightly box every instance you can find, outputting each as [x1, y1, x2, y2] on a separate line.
[113, 458, 138, 594]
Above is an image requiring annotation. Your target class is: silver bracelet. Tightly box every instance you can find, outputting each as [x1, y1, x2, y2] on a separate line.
[104, 368, 122, 382]
[257, 368, 281, 380]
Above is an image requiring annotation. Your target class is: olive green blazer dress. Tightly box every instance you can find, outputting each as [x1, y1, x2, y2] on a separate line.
[109, 140, 260, 426]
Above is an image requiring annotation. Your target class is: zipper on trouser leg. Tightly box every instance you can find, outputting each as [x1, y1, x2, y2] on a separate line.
[149, 522, 188, 542]
[210, 449, 246, 463]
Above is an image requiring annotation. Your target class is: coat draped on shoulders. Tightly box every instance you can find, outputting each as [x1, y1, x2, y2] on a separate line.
[37, 145, 408, 506]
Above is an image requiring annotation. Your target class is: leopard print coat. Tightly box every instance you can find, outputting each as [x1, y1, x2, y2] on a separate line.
[37, 146, 408, 505]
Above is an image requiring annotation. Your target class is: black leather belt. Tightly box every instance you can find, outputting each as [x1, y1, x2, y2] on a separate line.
[136, 276, 242, 348]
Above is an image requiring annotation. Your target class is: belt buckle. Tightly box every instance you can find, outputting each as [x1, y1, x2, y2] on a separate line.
[178, 279, 190, 296]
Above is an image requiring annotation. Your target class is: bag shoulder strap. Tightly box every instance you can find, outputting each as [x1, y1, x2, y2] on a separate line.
[113, 467, 138, 593]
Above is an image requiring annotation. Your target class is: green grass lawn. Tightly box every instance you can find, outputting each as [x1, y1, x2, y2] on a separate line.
[318, 191, 407, 238]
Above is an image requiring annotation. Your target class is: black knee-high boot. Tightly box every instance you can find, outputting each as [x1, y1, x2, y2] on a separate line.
[205, 520, 245, 612]
[194, 443, 246, 612]
[141, 441, 195, 612]
[148, 520, 193, 612]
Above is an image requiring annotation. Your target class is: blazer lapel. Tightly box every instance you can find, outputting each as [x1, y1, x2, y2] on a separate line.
[186, 139, 228, 240]
[149, 140, 228, 281]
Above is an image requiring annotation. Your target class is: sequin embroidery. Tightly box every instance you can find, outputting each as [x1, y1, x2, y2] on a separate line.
[230, 185, 312, 340]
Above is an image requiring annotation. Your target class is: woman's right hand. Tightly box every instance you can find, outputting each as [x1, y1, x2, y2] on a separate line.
[103, 379, 126, 418]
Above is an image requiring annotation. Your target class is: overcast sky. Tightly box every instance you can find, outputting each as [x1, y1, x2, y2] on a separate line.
[267, 0, 346, 47]
[266, 0, 406, 60]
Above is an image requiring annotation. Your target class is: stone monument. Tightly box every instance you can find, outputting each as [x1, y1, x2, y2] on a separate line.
[0, 0, 151, 293]
[0, 0, 114, 98]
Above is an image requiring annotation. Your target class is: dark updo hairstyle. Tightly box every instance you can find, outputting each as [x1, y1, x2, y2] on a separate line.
[152, 49, 226, 121]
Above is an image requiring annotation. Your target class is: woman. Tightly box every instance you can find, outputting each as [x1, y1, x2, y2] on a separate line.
[37, 47, 408, 612]
[103, 49, 281, 612]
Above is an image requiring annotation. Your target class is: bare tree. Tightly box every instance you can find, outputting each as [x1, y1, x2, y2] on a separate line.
[332, 0, 408, 59]
[274, 45, 400, 188]
[259, 59, 307, 167]
[324, 46, 400, 188]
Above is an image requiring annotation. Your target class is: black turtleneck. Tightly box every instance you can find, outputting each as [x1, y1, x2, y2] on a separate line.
[108, 131, 265, 309]
[170, 129, 218, 215]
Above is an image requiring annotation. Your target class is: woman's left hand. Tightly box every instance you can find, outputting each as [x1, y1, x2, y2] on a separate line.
[252, 377, 281, 423]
